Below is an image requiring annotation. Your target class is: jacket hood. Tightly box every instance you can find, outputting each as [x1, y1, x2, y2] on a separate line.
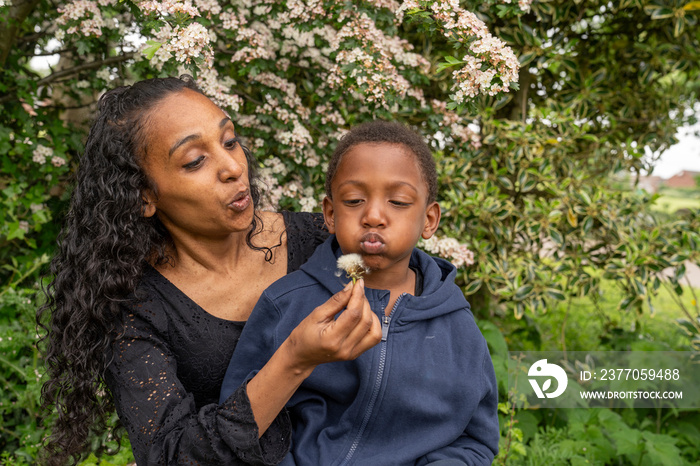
[299, 236, 470, 324]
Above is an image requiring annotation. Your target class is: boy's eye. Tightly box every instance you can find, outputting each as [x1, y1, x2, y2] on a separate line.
[224, 137, 239, 150]
[343, 199, 363, 206]
[390, 200, 411, 207]
[183, 156, 205, 170]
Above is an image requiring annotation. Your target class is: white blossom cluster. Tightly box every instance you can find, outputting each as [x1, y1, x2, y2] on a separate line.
[421, 236, 475, 269]
[501, 0, 533, 14]
[399, 0, 520, 101]
[196, 68, 242, 112]
[194, 0, 222, 16]
[431, 100, 481, 149]
[230, 22, 277, 63]
[31, 144, 53, 164]
[51, 0, 521, 213]
[256, 161, 318, 213]
[326, 12, 428, 107]
[56, 0, 116, 37]
[32, 144, 66, 167]
[138, 0, 199, 18]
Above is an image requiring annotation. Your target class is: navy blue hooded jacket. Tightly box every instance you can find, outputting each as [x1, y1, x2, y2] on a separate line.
[220, 236, 499, 466]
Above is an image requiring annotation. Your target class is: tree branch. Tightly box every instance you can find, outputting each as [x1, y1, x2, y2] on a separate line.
[37, 52, 136, 87]
[0, 52, 136, 104]
[0, 0, 42, 67]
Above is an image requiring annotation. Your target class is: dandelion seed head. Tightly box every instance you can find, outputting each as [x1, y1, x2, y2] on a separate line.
[337, 253, 368, 280]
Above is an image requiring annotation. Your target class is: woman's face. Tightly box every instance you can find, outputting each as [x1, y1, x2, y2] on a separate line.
[140, 88, 254, 240]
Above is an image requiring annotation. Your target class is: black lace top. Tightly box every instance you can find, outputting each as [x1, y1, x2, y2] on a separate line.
[104, 212, 328, 465]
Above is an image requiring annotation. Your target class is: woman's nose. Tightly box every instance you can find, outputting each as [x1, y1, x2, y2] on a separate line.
[218, 149, 246, 182]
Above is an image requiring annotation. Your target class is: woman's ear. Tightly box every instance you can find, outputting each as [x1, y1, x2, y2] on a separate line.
[322, 196, 336, 234]
[142, 190, 157, 218]
[421, 201, 441, 239]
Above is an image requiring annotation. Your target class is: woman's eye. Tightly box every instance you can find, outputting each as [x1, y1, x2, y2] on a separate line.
[183, 156, 205, 170]
[224, 137, 239, 150]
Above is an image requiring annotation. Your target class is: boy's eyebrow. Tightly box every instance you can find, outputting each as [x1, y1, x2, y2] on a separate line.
[337, 180, 418, 192]
[169, 117, 232, 157]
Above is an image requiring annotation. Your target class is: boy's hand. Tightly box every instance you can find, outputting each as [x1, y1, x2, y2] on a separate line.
[285, 279, 381, 372]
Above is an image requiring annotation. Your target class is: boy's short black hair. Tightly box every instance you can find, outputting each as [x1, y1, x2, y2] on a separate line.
[325, 120, 438, 203]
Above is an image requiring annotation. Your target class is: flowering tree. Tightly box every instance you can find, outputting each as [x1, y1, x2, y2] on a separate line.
[2, 0, 699, 316]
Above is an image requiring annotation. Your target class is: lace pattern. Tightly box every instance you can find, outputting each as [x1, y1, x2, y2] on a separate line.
[104, 211, 328, 465]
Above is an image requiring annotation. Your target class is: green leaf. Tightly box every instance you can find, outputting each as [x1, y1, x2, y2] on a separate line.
[464, 279, 482, 295]
[549, 228, 564, 246]
[546, 288, 566, 301]
[582, 216, 593, 234]
[619, 295, 635, 310]
[519, 52, 537, 66]
[142, 40, 163, 60]
[610, 428, 642, 456]
[650, 7, 674, 20]
[642, 432, 681, 466]
[673, 17, 685, 37]
[515, 284, 534, 300]
[497, 175, 514, 190]
[477, 320, 508, 358]
[676, 319, 700, 337]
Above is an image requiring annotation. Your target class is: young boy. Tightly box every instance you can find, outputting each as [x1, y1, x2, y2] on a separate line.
[220, 121, 499, 465]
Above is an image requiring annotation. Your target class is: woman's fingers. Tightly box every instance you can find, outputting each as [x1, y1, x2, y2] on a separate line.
[292, 279, 380, 364]
[336, 282, 381, 358]
[311, 281, 354, 324]
[327, 279, 381, 359]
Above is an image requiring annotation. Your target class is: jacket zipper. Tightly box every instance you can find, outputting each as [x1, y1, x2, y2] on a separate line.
[338, 294, 405, 466]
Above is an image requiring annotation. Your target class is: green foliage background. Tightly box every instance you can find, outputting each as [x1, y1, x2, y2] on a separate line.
[1, 0, 699, 464]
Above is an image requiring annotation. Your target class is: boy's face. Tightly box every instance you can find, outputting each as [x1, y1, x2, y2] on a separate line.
[323, 142, 440, 276]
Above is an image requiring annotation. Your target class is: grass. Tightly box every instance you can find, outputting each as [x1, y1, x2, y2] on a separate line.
[500, 278, 697, 353]
[651, 194, 700, 213]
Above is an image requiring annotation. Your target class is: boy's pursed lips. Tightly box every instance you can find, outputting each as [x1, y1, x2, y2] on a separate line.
[360, 232, 385, 254]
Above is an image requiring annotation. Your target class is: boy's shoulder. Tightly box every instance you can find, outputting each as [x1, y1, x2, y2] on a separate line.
[261, 267, 327, 303]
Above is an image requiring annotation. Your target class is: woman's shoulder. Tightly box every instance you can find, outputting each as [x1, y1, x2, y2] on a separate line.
[124, 266, 188, 323]
[280, 211, 329, 273]
[281, 210, 326, 232]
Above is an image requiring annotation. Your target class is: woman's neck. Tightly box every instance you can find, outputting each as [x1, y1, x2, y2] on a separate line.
[164, 229, 252, 274]
[157, 211, 283, 275]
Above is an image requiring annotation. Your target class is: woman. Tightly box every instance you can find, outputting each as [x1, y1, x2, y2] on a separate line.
[38, 76, 382, 465]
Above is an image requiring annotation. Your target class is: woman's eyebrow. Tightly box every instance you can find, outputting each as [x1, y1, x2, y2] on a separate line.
[169, 133, 200, 158]
[168, 117, 233, 157]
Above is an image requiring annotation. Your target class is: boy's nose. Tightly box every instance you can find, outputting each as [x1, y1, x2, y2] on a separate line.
[362, 201, 386, 228]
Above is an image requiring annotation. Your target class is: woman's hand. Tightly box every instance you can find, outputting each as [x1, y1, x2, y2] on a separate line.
[246, 279, 381, 435]
[283, 279, 382, 373]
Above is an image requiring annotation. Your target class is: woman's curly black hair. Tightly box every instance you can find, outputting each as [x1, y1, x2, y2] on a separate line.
[36, 76, 262, 465]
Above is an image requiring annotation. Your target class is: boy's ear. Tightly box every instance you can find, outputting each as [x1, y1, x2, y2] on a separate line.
[142, 189, 157, 218]
[322, 196, 336, 234]
[421, 201, 441, 239]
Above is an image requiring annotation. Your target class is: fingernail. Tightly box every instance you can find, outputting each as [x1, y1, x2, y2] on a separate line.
[358, 278, 364, 289]
[344, 281, 352, 290]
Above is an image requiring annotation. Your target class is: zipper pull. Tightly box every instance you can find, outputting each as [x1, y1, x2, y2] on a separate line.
[381, 315, 391, 341]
